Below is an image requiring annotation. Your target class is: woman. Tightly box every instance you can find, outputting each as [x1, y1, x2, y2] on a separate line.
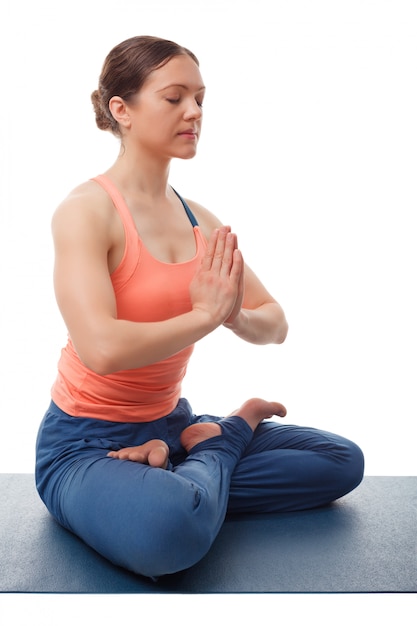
[35, 35, 364, 579]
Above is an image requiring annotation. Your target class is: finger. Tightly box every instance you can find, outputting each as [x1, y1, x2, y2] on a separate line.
[219, 233, 237, 276]
[227, 247, 244, 284]
[201, 227, 231, 272]
[200, 228, 220, 271]
[210, 227, 231, 273]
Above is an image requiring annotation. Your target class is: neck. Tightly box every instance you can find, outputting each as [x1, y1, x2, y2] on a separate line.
[105, 142, 172, 200]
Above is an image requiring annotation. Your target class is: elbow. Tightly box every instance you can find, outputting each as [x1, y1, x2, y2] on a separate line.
[275, 318, 289, 344]
[268, 302, 289, 344]
[79, 350, 116, 376]
[76, 336, 121, 376]
[87, 357, 116, 377]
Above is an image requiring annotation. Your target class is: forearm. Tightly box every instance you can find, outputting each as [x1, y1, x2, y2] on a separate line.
[80, 309, 216, 375]
[223, 303, 288, 345]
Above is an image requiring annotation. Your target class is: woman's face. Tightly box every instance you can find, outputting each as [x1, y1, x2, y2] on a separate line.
[124, 54, 205, 160]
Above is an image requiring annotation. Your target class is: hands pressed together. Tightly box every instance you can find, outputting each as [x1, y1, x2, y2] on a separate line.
[189, 226, 244, 329]
[107, 227, 286, 470]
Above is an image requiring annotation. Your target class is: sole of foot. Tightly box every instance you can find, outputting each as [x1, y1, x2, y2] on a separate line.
[180, 398, 286, 452]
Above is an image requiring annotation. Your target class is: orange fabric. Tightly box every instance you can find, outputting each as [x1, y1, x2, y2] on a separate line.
[51, 175, 207, 422]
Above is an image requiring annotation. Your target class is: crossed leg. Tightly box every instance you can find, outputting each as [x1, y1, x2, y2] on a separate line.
[107, 398, 287, 467]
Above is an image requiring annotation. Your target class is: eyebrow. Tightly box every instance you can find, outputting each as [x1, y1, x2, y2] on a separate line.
[157, 84, 206, 93]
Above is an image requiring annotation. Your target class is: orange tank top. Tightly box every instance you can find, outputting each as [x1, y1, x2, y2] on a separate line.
[51, 174, 207, 422]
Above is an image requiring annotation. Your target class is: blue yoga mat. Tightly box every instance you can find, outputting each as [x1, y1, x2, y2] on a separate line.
[0, 474, 415, 593]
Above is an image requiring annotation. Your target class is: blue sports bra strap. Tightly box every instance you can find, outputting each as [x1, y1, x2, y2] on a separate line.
[171, 187, 199, 227]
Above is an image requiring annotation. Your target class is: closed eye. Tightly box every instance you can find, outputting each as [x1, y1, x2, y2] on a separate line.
[166, 97, 204, 107]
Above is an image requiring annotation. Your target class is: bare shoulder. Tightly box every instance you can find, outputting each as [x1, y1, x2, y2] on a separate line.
[52, 179, 115, 235]
[185, 198, 224, 239]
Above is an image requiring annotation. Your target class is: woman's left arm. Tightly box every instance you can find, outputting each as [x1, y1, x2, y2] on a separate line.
[223, 262, 289, 345]
[187, 199, 288, 345]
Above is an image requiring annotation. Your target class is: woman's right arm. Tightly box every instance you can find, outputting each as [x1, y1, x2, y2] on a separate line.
[52, 188, 241, 375]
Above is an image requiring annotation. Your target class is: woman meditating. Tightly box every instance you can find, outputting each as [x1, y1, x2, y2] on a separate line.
[35, 35, 364, 579]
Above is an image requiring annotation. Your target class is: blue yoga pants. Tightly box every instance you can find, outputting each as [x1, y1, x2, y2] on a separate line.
[35, 399, 364, 579]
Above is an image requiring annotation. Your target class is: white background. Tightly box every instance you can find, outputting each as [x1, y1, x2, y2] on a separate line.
[0, 1, 416, 475]
[0, 0, 416, 621]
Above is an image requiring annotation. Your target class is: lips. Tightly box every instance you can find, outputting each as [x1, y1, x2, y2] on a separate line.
[178, 128, 198, 138]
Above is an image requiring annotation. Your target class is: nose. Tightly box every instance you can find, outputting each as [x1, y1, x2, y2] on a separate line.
[183, 98, 202, 121]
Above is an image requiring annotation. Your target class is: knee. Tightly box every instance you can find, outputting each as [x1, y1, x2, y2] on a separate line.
[123, 483, 218, 579]
[130, 505, 214, 579]
[335, 438, 365, 497]
[347, 439, 364, 481]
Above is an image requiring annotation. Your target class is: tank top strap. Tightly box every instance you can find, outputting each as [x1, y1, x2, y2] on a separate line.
[171, 188, 199, 227]
[92, 175, 138, 231]
[93, 176, 199, 229]
[91, 174, 141, 289]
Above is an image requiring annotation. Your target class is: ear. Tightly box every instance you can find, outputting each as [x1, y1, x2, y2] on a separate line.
[108, 96, 131, 130]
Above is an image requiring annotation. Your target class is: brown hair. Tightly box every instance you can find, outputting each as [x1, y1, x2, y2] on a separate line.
[91, 35, 199, 136]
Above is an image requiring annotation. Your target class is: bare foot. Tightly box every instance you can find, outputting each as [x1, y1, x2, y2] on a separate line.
[180, 422, 222, 453]
[180, 398, 286, 453]
[226, 398, 287, 431]
[107, 439, 169, 469]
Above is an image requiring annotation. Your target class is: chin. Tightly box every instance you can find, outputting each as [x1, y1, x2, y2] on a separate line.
[176, 148, 198, 161]
[181, 153, 197, 161]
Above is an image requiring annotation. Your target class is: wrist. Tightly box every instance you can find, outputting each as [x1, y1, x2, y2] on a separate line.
[190, 307, 222, 335]
[223, 310, 248, 333]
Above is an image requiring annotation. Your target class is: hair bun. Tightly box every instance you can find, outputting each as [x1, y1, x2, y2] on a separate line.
[91, 89, 112, 131]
